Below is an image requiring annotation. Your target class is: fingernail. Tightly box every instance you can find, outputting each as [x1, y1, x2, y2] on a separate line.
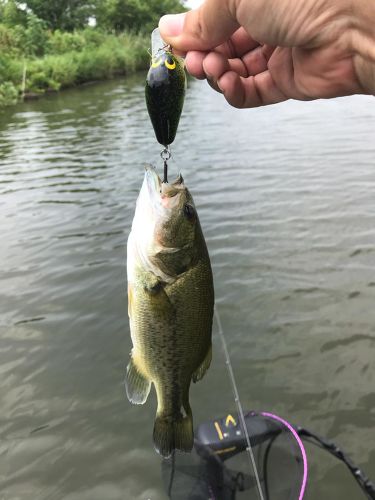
[159, 13, 186, 37]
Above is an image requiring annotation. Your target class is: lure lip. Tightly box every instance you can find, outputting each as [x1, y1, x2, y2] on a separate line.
[151, 27, 167, 58]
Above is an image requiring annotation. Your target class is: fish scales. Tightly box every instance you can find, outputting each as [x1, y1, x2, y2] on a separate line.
[126, 167, 214, 457]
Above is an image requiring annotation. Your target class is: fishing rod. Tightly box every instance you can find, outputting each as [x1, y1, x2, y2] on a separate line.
[214, 306, 266, 500]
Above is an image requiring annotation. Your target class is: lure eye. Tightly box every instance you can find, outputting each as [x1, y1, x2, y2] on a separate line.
[165, 56, 176, 70]
[151, 57, 162, 68]
[183, 204, 195, 221]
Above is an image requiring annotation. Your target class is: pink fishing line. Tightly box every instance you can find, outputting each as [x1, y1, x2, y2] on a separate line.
[260, 411, 308, 500]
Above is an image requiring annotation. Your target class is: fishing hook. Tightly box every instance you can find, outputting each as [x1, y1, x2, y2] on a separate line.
[160, 146, 171, 183]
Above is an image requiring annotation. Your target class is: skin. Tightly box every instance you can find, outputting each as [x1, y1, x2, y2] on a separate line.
[159, 0, 375, 108]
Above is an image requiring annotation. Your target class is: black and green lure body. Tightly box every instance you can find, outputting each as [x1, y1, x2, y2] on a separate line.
[145, 51, 186, 147]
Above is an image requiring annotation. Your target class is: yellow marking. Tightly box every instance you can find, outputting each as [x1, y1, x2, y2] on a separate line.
[214, 421, 224, 440]
[151, 57, 162, 68]
[225, 414, 237, 427]
[214, 446, 237, 455]
[165, 59, 176, 70]
[128, 284, 134, 317]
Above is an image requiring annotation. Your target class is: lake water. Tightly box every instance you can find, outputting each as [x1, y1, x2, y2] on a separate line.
[0, 76, 374, 500]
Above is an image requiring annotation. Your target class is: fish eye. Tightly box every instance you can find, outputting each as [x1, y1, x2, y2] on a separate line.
[183, 204, 195, 221]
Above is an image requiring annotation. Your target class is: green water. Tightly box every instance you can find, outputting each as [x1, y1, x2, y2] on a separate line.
[0, 76, 374, 499]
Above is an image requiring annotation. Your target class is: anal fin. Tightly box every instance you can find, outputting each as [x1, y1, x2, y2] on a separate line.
[125, 355, 151, 405]
[192, 344, 212, 383]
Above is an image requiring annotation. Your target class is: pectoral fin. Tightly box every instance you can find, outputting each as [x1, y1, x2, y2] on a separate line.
[192, 344, 212, 383]
[125, 355, 151, 405]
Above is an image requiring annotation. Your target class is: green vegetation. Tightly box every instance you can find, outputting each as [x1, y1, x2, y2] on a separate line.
[0, 0, 186, 107]
[96, 0, 186, 33]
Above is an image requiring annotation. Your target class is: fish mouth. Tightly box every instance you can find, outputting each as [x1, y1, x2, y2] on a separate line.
[145, 165, 184, 207]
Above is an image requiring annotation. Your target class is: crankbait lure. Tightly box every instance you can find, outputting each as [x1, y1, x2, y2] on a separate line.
[145, 50, 186, 147]
[145, 28, 186, 182]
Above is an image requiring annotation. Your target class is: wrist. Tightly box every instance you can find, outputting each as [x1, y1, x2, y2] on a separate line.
[350, 0, 375, 94]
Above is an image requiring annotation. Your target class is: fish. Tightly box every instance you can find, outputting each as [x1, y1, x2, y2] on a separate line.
[145, 51, 186, 147]
[126, 166, 214, 458]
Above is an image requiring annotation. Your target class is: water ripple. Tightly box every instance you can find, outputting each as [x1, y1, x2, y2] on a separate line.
[0, 78, 374, 499]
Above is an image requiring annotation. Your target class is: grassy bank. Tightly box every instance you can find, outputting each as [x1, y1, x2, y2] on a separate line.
[0, 26, 149, 107]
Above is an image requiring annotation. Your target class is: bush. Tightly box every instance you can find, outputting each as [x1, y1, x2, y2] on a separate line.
[0, 55, 24, 84]
[73, 34, 148, 83]
[47, 54, 78, 88]
[0, 23, 25, 55]
[25, 59, 59, 92]
[119, 32, 149, 70]
[47, 30, 86, 54]
[74, 46, 114, 82]
[27, 71, 52, 91]
[0, 82, 18, 106]
[80, 28, 106, 48]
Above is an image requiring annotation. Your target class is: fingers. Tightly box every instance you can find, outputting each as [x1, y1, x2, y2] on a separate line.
[184, 26, 264, 79]
[185, 51, 207, 79]
[218, 71, 287, 108]
[184, 44, 294, 107]
[185, 47, 271, 84]
[241, 46, 271, 75]
[159, 1, 239, 52]
[185, 50, 247, 80]
[186, 50, 288, 107]
[215, 27, 260, 58]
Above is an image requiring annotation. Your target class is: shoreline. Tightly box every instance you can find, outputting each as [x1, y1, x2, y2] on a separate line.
[0, 30, 149, 109]
[20, 71, 147, 103]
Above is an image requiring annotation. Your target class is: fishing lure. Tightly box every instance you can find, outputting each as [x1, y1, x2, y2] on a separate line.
[145, 45, 186, 149]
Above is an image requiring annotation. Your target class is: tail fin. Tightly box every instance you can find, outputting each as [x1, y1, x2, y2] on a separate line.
[153, 410, 193, 458]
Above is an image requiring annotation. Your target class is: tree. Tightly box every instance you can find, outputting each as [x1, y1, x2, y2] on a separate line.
[24, 0, 96, 31]
[96, 0, 186, 33]
[0, 0, 28, 27]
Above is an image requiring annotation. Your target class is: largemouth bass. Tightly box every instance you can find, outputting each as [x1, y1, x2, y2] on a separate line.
[126, 166, 214, 458]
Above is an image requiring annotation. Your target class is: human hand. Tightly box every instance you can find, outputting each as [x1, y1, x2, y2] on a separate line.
[159, 0, 375, 108]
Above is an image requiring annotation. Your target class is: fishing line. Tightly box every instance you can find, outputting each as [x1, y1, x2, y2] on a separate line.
[214, 305, 265, 500]
[167, 450, 176, 497]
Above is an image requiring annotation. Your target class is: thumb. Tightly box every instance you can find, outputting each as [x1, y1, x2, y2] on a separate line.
[159, 0, 239, 52]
